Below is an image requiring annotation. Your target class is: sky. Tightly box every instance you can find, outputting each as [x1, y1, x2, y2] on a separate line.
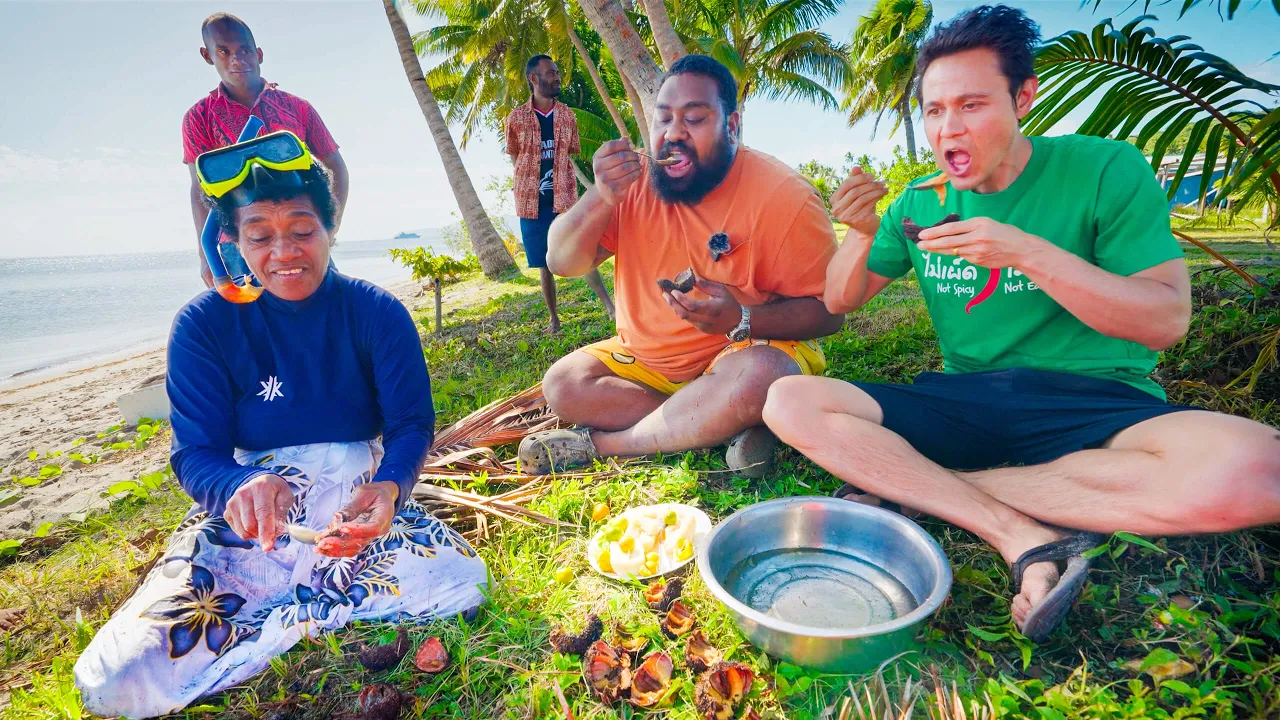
[0, 0, 1276, 258]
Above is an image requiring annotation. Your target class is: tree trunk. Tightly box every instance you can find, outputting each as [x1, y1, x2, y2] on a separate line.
[619, 70, 652, 150]
[567, 23, 630, 140]
[577, 0, 663, 106]
[383, 0, 515, 279]
[644, 0, 685, 68]
[573, 158, 593, 191]
[434, 280, 443, 335]
[898, 94, 917, 164]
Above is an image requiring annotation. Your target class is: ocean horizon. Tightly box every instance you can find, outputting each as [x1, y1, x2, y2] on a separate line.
[0, 233, 448, 383]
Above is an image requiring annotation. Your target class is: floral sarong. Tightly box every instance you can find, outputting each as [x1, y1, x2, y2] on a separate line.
[73, 441, 487, 719]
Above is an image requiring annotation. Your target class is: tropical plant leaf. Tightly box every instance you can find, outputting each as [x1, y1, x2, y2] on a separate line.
[680, 0, 848, 109]
[1026, 16, 1280, 215]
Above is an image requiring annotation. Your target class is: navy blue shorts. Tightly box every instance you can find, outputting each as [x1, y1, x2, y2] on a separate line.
[519, 209, 558, 269]
[852, 369, 1194, 470]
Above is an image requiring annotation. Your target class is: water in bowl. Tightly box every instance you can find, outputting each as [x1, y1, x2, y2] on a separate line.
[721, 547, 917, 629]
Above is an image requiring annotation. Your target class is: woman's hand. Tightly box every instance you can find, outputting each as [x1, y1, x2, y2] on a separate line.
[315, 481, 400, 558]
[225, 474, 294, 551]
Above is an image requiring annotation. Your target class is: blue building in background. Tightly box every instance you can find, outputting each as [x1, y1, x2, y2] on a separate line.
[1155, 154, 1228, 210]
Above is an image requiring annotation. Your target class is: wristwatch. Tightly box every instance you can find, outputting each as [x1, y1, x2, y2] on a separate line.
[727, 305, 752, 343]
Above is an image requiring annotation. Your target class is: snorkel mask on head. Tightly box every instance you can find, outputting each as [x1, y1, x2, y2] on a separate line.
[195, 118, 316, 303]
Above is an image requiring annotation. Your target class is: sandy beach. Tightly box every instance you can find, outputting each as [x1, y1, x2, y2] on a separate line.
[0, 278, 427, 539]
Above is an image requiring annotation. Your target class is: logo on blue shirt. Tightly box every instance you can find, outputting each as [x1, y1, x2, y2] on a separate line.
[257, 376, 284, 402]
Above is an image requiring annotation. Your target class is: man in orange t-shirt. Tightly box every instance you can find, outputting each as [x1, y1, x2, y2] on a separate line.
[518, 55, 844, 478]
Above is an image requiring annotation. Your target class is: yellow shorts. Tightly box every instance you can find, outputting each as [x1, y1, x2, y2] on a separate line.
[581, 337, 827, 396]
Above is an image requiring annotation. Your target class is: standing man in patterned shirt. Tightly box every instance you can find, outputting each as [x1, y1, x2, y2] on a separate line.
[183, 13, 350, 286]
[506, 55, 615, 333]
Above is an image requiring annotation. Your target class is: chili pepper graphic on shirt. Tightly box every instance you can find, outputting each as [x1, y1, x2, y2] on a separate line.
[920, 252, 1040, 313]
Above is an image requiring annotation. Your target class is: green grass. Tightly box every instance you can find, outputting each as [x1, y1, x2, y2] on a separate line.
[1, 241, 1277, 719]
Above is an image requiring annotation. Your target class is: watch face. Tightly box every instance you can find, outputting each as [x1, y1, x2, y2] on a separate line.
[728, 326, 750, 343]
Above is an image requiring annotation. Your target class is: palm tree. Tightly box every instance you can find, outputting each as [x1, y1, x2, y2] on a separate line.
[640, 0, 687, 67]
[383, 0, 516, 279]
[566, 18, 632, 138]
[682, 0, 850, 114]
[576, 0, 665, 103]
[844, 0, 932, 163]
[1024, 16, 1280, 219]
[414, 0, 632, 143]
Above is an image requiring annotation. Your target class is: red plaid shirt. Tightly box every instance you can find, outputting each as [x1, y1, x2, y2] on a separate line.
[182, 82, 339, 163]
[505, 101, 580, 219]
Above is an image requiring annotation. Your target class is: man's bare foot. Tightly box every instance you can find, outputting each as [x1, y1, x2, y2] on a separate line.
[996, 523, 1071, 629]
[549, 317, 562, 334]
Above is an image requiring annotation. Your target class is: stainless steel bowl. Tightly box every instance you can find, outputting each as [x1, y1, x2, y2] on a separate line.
[696, 496, 951, 673]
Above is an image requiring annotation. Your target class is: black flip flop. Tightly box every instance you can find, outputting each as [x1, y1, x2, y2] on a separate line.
[1012, 532, 1105, 642]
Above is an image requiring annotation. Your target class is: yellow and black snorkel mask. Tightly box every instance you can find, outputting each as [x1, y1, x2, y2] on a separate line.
[196, 128, 315, 303]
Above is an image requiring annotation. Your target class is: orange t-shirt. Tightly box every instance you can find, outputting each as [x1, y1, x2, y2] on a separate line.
[599, 147, 837, 382]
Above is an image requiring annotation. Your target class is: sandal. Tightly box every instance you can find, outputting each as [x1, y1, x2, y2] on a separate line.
[725, 426, 778, 478]
[1011, 532, 1105, 642]
[517, 427, 599, 475]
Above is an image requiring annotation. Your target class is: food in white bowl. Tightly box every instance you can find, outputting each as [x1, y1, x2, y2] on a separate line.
[588, 503, 710, 580]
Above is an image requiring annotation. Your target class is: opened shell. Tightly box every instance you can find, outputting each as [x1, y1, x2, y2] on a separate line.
[656, 268, 696, 294]
[695, 662, 756, 720]
[661, 600, 695, 639]
[645, 576, 684, 612]
[684, 629, 722, 674]
[549, 614, 603, 656]
[628, 651, 674, 708]
[582, 640, 631, 704]
[613, 622, 649, 654]
[414, 636, 449, 673]
[902, 213, 961, 243]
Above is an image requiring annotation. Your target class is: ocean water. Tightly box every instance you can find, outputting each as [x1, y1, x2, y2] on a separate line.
[0, 234, 444, 382]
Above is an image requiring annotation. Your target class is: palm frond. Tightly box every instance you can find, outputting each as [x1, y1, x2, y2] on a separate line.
[843, 0, 931, 132]
[1026, 15, 1280, 209]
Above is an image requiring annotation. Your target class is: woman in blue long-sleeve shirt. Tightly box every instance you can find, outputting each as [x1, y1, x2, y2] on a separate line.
[75, 141, 487, 719]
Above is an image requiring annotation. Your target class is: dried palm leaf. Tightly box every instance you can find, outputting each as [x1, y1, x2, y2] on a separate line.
[430, 384, 559, 452]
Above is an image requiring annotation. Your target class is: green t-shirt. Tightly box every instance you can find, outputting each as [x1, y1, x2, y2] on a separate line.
[867, 134, 1184, 399]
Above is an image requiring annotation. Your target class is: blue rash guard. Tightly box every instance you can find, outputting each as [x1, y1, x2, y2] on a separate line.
[166, 270, 434, 516]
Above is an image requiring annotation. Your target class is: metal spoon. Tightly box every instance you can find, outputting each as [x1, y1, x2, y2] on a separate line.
[285, 524, 320, 545]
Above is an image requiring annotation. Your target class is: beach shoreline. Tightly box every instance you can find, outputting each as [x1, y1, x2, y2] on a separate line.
[0, 278, 425, 539]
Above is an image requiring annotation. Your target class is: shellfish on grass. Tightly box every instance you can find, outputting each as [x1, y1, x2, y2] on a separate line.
[549, 614, 604, 656]
[582, 640, 631, 704]
[644, 576, 684, 613]
[351, 684, 404, 720]
[357, 627, 409, 672]
[629, 651, 675, 708]
[414, 636, 450, 673]
[695, 662, 756, 720]
[684, 629, 722, 674]
[661, 600, 695, 639]
[613, 622, 649, 655]
[902, 213, 961, 244]
[657, 268, 696, 294]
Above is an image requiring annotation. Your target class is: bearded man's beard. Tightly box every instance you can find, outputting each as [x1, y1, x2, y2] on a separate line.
[649, 129, 737, 205]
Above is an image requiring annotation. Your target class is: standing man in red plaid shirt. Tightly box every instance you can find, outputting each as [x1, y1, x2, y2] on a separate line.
[183, 13, 350, 286]
[506, 55, 614, 333]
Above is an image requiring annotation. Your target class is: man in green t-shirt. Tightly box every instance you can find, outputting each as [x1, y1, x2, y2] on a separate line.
[764, 5, 1280, 642]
